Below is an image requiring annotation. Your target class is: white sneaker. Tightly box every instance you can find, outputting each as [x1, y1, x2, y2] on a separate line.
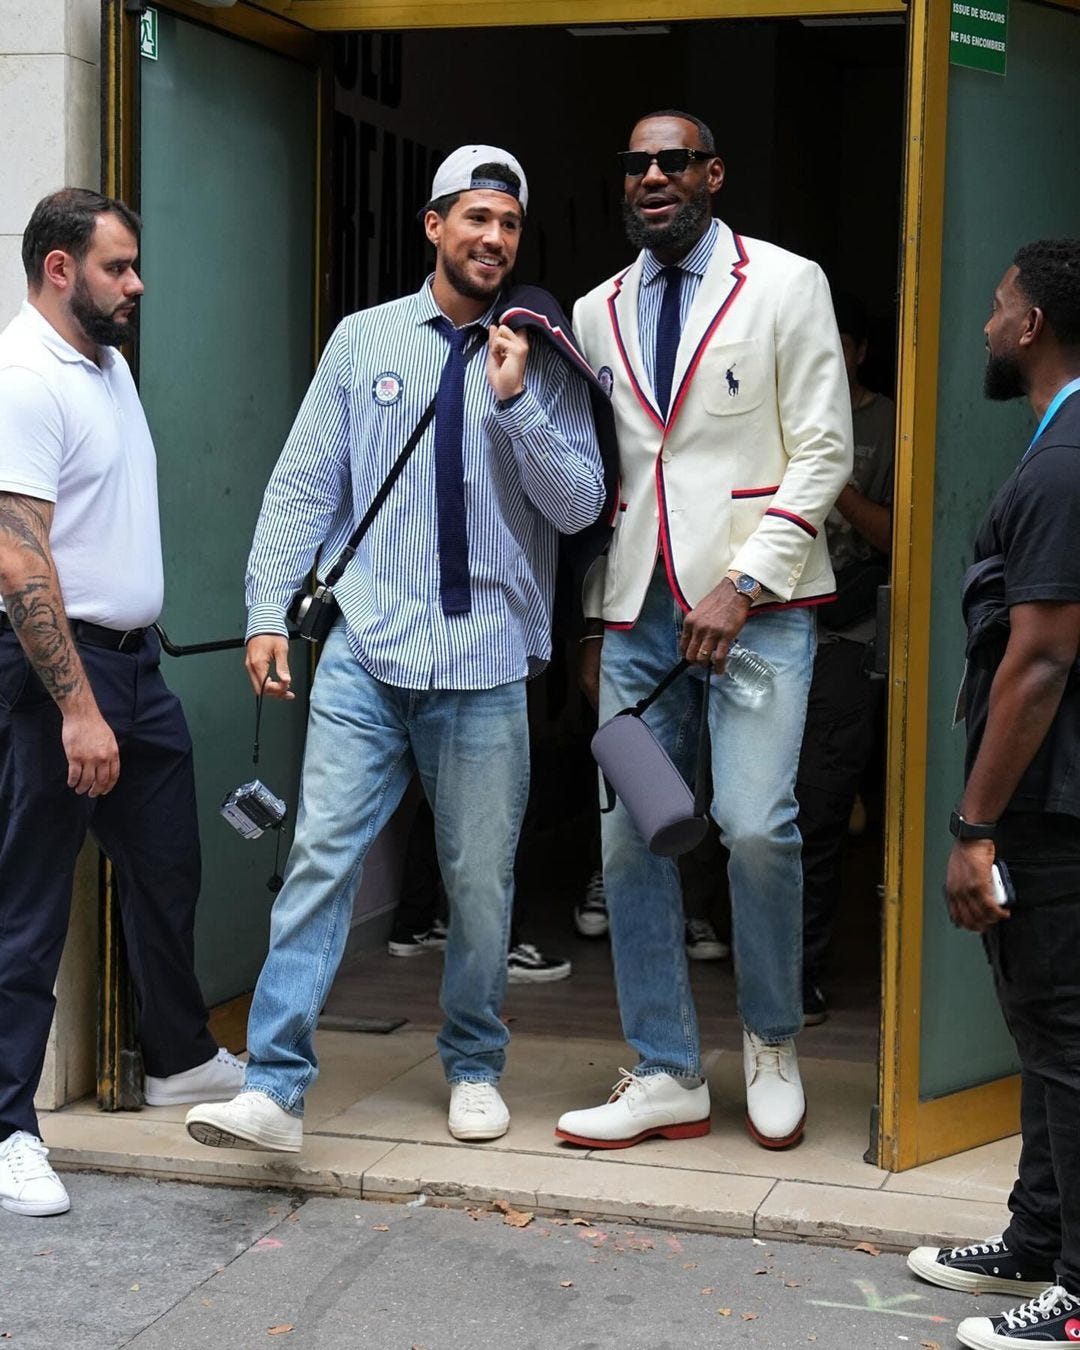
[0, 1131, 71, 1216]
[743, 1029, 806, 1149]
[145, 1047, 246, 1107]
[447, 1082, 510, 1141]
[185, 1090, 302, 1153]
[574, 870, 609, 938]
[556, 1069, 710, 1149]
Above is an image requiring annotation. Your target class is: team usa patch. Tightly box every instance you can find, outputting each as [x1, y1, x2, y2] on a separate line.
[597, 365, 614, 396]
[372, 372, 403, 405]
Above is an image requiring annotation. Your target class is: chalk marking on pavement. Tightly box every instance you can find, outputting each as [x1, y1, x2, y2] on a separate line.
[808, 1278, 950, 1322]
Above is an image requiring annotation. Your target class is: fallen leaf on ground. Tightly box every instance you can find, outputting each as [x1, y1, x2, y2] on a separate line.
[495, 1199, 534, 1228]
[550, 1218, 567, 1226]
[372, 1225, 389, 1232]
[286, 1212, 301, 1223]
[700, 1286, 714, 1295]
[560, 1280, 573, 1288]
[920, 1342, 942, 1349]
[853, 1242, 881, 1257]
[682, 1262, 698, 1270]
[33, 1249, 53, 1257]
[717, 1309, 732, 1317]
[465, 1208, 484, 1222]
[267, 1326, 293, 1336]
[742, 1312, 759, 1321]
[754, 1266, 769, 1275]
[129, 1284, 140, 1292]
[784, 1280, 802, 1288]
[571, 1216, 592, 1225]
[578, 1228, 602, 1239]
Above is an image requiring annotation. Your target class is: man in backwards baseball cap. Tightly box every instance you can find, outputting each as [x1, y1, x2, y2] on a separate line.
[186, 150, 605, 1154]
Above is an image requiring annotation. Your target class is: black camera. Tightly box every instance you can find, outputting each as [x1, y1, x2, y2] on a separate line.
[220, 779, 288, 840]
[288, 584, 338, 642]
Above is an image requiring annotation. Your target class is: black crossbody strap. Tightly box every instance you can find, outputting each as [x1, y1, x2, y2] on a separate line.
[322, 329, 487, 590]
[621, 656, 712, 817]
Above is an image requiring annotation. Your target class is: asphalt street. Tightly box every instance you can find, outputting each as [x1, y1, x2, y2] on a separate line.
[0, 1172, 999, 1349]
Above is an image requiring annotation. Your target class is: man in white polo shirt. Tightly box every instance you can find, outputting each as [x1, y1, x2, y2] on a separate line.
[0, 188, 243, 1218]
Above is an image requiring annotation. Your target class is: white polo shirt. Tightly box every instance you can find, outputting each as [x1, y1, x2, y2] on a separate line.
[0, 302, 164, 629]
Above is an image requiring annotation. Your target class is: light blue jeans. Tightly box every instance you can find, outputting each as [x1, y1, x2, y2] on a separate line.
[599, 569, 816, 1077]
[244, 622, 529, 1114]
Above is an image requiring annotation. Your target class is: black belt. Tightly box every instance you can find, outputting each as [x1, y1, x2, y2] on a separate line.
[0, 612, 148, 652]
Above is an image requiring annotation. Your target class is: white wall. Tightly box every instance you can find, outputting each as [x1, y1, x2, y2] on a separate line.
[0, 0, 101, 320]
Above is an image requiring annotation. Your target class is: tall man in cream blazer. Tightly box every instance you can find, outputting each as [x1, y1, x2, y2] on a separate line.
[556, 111, 852, 1151]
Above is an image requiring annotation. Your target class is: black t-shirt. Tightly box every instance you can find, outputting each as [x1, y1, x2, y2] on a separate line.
[964, 391, 1080, 818]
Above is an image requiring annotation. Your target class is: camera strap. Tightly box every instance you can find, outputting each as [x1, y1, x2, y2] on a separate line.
[321, 329, 488, 591]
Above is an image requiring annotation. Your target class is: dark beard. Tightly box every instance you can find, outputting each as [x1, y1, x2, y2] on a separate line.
[71, 274, 137, 348]
[622, 186, 713, 257]
[983, 350, 1026, 401]
[442, 252, 507, 304]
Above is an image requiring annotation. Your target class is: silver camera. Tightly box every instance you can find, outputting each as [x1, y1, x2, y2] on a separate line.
[220, 779, 287, 840]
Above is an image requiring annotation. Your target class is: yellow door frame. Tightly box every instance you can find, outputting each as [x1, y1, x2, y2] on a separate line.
[108, 0, 1034, 1168]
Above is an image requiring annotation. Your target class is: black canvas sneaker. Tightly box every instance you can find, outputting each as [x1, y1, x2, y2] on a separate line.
[506, 942, 571, 984]
[387, 917, 448, 958]
[957, 1283, 1080, 1347]
[907, 1235, 1057, 1297]
[803, 979, 828, 1026]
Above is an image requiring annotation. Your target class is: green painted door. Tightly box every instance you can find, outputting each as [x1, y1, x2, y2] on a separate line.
[139, 11, 317, 1006]
[920, 0, 1080, 1103]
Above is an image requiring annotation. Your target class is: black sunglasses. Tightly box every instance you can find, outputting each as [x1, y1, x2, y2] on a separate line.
[617, 148, 711, 177]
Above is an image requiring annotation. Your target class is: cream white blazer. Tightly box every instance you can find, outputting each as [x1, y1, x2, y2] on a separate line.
[572, 221, 853, 625]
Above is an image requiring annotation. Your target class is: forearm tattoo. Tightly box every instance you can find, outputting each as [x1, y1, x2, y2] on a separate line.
[0, 493, 85, 703]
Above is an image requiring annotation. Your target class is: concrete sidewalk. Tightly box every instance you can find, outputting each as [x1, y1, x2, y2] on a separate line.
[40, 1030, 1018, 1254]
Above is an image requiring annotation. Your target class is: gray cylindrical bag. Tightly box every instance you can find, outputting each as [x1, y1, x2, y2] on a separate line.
[591, 658, 710, 858]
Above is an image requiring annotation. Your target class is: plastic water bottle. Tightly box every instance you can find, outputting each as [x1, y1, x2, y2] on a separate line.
[722, 642, 776, 703]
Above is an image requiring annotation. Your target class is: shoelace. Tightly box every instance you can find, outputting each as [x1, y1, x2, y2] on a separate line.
[582, 872, 606, 906]
[947, 1235, 1005, 1259]
[686, 920, 718, 943]
[455, 1082, 497, 1114]
[216, 1048, 244, 1071]
[2, 1132, 52, 1181]
[1001, 1285, 1076, 1329]
[606, 1069, 640, 1104]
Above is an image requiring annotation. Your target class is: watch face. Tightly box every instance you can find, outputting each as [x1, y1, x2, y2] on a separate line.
[736, 575, 756, 594]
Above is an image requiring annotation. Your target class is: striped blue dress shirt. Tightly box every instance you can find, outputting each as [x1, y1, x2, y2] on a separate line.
[245, 278, 605, 691]
[638, 219, 720, 398]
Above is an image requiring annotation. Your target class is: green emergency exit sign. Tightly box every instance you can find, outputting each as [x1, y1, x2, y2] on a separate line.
[950, 0, 1008, 75]
[140, 7, 159, 61]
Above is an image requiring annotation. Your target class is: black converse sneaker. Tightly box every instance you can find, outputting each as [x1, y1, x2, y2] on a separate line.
[506, 942, 571, 983]
[907, 1235, 1056, 1297]
[956, 1284, 1080, 1348]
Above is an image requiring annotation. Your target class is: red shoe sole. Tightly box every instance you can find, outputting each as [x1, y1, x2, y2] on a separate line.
[555, 1117, 711, 1150]
[745, 1110, 806, 1150]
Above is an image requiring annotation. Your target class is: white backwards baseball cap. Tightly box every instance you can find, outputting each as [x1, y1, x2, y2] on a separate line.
[426, 145, 529, 215]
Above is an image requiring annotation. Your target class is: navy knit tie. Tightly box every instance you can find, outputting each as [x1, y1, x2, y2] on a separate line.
[433, 317, 471, 616]
[654, 266, 684, 418]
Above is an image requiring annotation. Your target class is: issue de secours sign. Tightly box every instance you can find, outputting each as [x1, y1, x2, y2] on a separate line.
[950, 0, 1009, 75]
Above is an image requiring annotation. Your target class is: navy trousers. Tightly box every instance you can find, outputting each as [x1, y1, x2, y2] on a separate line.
[988, 813, 1080, 1296]
[0, 627, 215, 1141]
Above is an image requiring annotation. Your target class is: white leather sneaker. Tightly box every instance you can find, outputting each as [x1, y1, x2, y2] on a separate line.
[185, 1091, 302, 1153]
[0, 1131, 71, 1216]
[145, 1047, 246, 1106]
[448, 1082, 510, 1141]
[556, 1070, 711, 1149]
[743, 1029, 806, 1149]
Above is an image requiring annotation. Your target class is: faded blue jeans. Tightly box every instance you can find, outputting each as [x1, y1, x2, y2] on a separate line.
[599, 569, 815, 1078]
[244, 622, 529, 1114]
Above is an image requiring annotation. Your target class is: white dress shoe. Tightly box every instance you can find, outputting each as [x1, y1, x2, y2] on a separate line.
[0, 1131, 71, 1216]
[743, 1029, 806, 1149]
[447, 1082, 510, 1141]
[145, 1047, 246, 1106]
[556, 1069, 710, 1149]
[185, 1091, 302, 1153]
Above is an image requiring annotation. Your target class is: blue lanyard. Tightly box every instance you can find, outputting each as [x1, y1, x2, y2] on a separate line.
[1026, 377, 1080, 457]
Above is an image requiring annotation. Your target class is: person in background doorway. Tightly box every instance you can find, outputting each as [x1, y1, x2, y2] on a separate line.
[796, 292, 894, 1025]
[185, 147, 604, 1154]
[560, 109, 851, 1153]
[389, 797, 572, 982]
[906, 238, 1080, 1350]
[0, 189, 245, 1219]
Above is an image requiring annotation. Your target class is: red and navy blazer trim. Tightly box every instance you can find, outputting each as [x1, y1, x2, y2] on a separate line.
[765, 507, 817, 539]
[731, 483, 780, 499]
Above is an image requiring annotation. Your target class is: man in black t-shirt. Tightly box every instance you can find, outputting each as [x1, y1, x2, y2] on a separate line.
[905, 239, 1080, 1350]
